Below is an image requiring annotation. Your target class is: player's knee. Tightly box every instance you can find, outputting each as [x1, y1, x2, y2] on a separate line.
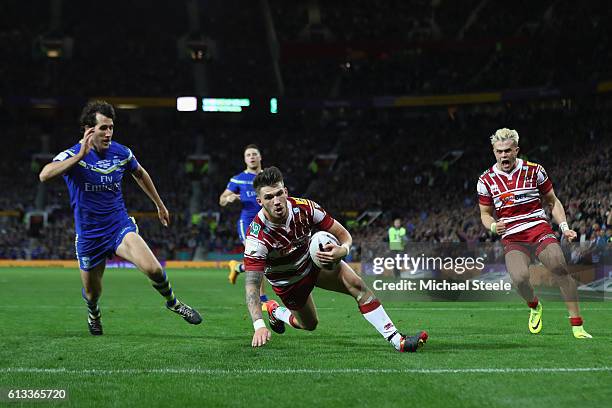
[508, 268, 530, 284]
[302, 319, 318, 331]
[144, 262, 163, 279]
[298, 316, 319, 331]
[341, 267, 365, 289]
[550, 264, 568, 276]
[350, 279, 370, 300]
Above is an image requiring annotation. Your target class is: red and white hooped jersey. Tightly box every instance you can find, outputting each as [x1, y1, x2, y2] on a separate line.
[477, 158, 554, 238]
[243, 197, 335, 287]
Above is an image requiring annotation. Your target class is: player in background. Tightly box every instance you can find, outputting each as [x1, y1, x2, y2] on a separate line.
[477, 128, 591, 339]
[243, 167, 428, 352]
[219, 144, 269, 308]
[39, 101, 202, 335]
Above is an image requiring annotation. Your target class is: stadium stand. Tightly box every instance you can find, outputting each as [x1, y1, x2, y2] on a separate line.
[1, 0, 610, 261]
[272, 0, 612, 97]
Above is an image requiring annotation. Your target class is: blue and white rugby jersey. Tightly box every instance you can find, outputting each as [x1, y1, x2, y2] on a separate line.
[226, 171, 261, 221]
[53, 141, 139, 238]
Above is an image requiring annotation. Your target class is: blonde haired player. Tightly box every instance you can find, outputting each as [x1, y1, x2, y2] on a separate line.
[477, 128, 591, 338]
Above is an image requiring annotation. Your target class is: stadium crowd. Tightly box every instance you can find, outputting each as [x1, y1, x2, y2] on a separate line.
[1, 97, 610, 260]
[274, 0, 612, 97]
[1, 0, 193, 97]
[3, 1, 609, 100]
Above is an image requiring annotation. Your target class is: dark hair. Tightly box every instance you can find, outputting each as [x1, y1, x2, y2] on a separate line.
[253, 166, 284, 193]
[244, 144, 260, 153]
[79, 100, 115, 131]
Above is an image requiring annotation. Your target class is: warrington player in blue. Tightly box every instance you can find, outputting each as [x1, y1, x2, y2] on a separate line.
[219, 144, 269, 307]
[39, 101, 202, 335]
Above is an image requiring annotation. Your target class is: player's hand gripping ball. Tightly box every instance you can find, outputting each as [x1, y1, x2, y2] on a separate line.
[309, 231, 340, 268]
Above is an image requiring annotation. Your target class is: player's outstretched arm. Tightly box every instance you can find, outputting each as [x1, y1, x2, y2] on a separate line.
[131, 165, 169, 227]
[479, 204, 505, 235]
[219, 189, 240, 206]
[245, 271, 270, 347]
[39, 128, 95, 182]
[542, 189, 577, 241]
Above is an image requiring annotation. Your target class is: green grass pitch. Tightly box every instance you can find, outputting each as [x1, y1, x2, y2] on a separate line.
[0, 267, 610, 407]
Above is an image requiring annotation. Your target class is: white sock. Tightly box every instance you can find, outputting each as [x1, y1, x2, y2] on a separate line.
[273, 306, 295, 327]
[360, 301, 401, 349]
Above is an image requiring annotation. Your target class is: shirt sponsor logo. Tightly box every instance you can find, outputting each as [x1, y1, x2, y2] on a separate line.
[84, 175, 122, 192]
[499, 192, 514, 205]
[84, 182, 121, 192]
[499, 192, 529, 205]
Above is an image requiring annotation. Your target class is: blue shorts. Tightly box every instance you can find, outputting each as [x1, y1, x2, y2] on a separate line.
[75, 217, 138, 271]
[236, 218, 251, 243]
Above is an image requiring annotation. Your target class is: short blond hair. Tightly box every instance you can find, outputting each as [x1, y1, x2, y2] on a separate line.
[490, 128, 519, 146]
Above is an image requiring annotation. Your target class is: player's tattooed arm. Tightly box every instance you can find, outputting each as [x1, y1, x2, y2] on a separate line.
[245, 270, 270, 347]
[245, 271, 263, 321]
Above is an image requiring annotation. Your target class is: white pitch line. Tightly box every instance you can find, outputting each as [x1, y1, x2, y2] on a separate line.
[1, 306, 611, 312]
[1, 367, 611, 376]
[0, 305, 239, 310]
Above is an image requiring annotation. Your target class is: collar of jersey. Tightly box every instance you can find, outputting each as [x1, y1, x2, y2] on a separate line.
[260, 200, 293, 229]
[493, 158, 523, 177]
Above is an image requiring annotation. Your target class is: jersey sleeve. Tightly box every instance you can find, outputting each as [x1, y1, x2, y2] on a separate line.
[476, 178, 493, 206]
[125, 148, 139, 172]
[243, 236, 268, 273]
[310, 200, 334, 230]
[536, 165, 553, 194]
[53, 147, 77, 162]
[226, 177, 240, 193]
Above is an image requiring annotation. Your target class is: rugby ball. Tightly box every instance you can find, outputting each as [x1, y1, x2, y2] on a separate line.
[309, 231, 340, 268]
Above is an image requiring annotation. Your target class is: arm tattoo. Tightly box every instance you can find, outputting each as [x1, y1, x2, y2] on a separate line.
[245, 271, 263, 322]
